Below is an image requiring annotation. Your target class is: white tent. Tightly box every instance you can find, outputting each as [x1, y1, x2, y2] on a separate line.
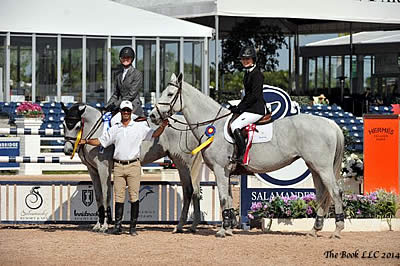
[306, 30, 400, 46]
[113, 0, 400, 34]
[0, 0, 213, 37]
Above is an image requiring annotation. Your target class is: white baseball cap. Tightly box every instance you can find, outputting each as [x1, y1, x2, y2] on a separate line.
[120, 100, 133, 110]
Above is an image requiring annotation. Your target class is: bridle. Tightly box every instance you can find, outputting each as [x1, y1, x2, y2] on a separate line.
[154, 81, 231, 131]
[64, 107, 104, 155]
[155, 81, 183, 120]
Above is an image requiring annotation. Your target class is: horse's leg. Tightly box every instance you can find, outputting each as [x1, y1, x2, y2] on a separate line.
[318, 169, 344, 239]
[97, 162, 112, 233]
[87, 167, 103, 232]
[189, 193, 201, 233]
[213, 166, 233, 238]
[307, 169, 329, 238]
[173, 169, 192, 233]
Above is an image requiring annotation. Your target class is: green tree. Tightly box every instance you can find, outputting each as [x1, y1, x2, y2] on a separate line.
[221, 18, 287, 74]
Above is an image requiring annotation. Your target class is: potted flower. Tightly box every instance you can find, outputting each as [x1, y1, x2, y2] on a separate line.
[15, 102, 44, 128]
[341, 153, 364, 194]
[16, 102, 44, 119]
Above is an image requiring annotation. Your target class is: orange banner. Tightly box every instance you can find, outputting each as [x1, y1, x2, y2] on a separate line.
[363, 114, 400, 194]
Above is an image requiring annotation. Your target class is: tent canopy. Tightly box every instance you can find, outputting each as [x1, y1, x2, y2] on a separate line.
[300, 30, 400, 56]
[0, 0, 213, 37]
[113, 0, 400, 34]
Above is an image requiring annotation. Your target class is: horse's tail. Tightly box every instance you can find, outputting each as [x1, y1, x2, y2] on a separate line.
[333, 124, 345, 181]
[319, 123, 345, 212]
[190, 152, 203, 197]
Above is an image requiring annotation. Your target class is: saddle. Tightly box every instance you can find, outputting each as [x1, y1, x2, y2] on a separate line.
[227, 113, 272, 138]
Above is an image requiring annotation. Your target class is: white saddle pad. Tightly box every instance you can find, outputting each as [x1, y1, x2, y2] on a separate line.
[223, 114, 273, 144]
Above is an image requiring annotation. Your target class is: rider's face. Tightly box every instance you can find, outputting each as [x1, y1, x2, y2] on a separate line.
[240, 57, 254, 68]
[120, 56, 133, 67]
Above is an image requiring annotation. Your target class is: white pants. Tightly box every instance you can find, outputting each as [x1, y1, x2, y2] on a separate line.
[230, 112, 263, 131]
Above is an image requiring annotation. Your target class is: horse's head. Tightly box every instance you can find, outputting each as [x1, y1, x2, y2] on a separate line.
[62, 103, 86, 155]
[150, 73, 183, 125]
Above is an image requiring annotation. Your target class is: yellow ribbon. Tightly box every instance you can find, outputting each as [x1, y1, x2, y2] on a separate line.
[191, 136, 214, 155]
[71, 128, 83, 159]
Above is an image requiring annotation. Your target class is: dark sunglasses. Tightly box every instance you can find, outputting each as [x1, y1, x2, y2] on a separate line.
[121, 108, 132, 113]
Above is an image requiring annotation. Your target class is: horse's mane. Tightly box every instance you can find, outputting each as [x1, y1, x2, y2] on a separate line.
[182, 81, 224, 111]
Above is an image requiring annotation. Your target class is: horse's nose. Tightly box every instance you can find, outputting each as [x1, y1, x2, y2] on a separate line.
[150, 113, 156, 122]
[64, 145, 72, 155]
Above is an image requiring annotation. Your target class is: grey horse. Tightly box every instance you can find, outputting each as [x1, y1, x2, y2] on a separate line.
[62, 103, 201, 233]
[150, 73, 345, 238]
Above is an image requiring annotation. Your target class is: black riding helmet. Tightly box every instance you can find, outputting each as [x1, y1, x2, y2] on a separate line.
[238, 46, 257, 61]
[119, 46, 135, 61]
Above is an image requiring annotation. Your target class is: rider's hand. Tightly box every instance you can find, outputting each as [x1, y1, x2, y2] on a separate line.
[229, 105, 240, 114]
[104, 104, 116, 113]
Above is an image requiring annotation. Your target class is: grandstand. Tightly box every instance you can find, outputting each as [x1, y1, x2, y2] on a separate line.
[300, 104, 394, 152]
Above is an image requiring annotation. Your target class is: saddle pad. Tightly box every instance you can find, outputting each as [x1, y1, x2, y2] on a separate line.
[223, 114, 273, 144]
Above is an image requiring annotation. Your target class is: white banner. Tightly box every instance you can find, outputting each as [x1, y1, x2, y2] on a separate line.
[0, 182, 220, 223]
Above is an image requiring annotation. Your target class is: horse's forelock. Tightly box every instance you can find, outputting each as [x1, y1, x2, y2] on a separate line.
[64, 104, 83, 130]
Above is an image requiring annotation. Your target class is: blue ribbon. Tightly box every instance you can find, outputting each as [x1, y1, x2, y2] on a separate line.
[100, 112, 112, 153]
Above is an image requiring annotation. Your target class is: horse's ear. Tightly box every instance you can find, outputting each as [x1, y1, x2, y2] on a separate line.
[170, 73, 177, 83]
[78, 105, 86, 116]
[61, 102, 68, 113]
[177, 72, 183, 84]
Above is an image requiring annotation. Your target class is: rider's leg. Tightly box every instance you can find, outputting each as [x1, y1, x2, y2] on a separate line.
[230, 112, 263, 163]
[232, 129, 246, 162]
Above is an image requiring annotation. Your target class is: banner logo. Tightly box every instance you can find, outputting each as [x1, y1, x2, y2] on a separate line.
[82, 189, 94, 207]
[25, 186, 43, 210]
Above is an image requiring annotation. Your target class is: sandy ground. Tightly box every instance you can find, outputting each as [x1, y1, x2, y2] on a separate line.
[0, 224, 400, 266]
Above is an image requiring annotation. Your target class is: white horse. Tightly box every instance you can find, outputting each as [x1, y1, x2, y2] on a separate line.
[150, 73, 345, 238]
[62, 103, 201, 233]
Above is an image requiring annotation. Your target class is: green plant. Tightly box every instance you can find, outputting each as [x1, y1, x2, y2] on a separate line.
[248, 190, 399, 221]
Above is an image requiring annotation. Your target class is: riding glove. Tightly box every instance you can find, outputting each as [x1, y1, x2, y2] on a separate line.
[229, 105, 240, 114]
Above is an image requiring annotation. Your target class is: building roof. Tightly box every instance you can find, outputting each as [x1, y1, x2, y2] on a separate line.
[300, 30, 400, 57]
[113, 0, 400, 34]
[0, 0, 213, 37]
[306, 31, 400, 46]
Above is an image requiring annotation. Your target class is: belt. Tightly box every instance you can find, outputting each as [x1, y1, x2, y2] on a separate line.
[114, 158, 139, 165]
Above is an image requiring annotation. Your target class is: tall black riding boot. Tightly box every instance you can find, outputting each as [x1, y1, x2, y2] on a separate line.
[233, 129, 246, 163]
[111, 202, 124, 235]
[129, 201, 139, 236]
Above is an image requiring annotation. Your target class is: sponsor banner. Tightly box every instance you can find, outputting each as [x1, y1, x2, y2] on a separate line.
[0, 137, 19, 168]
[0, 182, 220, 223]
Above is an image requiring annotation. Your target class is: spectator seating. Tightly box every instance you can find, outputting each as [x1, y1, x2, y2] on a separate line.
[300, 104, 367, 152]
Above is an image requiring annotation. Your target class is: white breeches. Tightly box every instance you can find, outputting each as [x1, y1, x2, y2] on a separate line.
[230, 112, 263, 131]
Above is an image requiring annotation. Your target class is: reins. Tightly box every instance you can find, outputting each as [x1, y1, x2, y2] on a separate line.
[156, 82, 231, 131]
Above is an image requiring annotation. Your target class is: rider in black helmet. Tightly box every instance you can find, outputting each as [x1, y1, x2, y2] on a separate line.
[104, 46, 144, 121]
[229, 45, 266, 163]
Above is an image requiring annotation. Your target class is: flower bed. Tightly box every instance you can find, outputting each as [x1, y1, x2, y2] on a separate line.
[247, 190, 399, 232]
[248, 190, 399, 221]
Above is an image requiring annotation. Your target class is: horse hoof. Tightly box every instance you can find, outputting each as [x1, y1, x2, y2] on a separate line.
[307, 229, 318, 238]
[225, 229, 234, 236]
[99, 227, 108, 234]
[215, 231, 226, 238]
[172, 228, 184, 234]
[188, 227, 197, 234]
[330, 232, 341, 239]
